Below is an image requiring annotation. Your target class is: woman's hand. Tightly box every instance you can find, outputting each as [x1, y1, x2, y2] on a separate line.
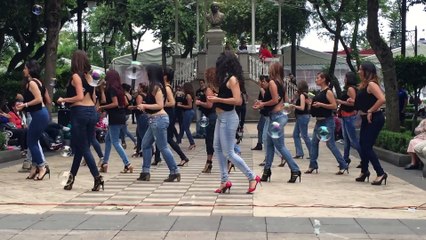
[311, 101, 322, 108]
[195, 100, 202, 106]
[346, 98, 355, 104]
[367, 112, 372, 123]
[137, 104, 144, 111]
[57, 97, 65, 104]
[207, 95, 219, 103]
[252, 100, 263, 110]
[16, 103, 25, 111]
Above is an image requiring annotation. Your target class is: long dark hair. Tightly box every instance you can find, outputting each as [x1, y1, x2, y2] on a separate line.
[146, 64, 166, 98]
[216, 51, 244, 91]
[317, 71, 333, 90]
[359, 61, 379, 89]
[163, 67, 174, 85]
[183, 82, 194, 99]
[344, 71, 358, 90]
[71, 50, 91, 75]
[105, 69, 126, 107]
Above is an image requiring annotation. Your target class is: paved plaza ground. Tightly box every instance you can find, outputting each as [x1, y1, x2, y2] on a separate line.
[0, 122, 425, 239]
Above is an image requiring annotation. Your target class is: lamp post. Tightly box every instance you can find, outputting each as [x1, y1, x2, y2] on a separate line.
[103, 33, 112, 72]
[268, 0, 284, 52]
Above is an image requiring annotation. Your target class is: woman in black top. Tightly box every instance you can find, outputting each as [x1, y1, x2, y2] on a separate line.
[58, 50, 104, 191]
[292, 79, 312, 159]
[16, 60, 50, 180]
[351, 62, 387, 185]
[305, 72, 348, 175]
[196, 67, 218, 173]
[207, 51, 259, 194]
[177, 82, 196, 150]
[336, 72, 362, 167]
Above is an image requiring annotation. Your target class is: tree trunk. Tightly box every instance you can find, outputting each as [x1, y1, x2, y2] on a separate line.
[367, 0, 399, 131]
[44, 0, 63, 112]
[290, 31, 296, 77]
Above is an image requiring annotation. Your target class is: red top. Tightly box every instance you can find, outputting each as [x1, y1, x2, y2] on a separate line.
[259, 48, 273, 59]
[9, 111, 23, 129]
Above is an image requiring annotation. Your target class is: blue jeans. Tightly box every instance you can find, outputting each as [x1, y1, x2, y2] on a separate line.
[214, 110, 255, 183]
[341, 115, 361, 161]
[142, 114, 179, 174]
[264, 112, 300, 172]
[27, 108, 49, 167]
[69, 106, 100, 177]
[120, 115, 137, 144]
[293, 114, 312, 157]
[309, 117, 347, 170]
[359, 112, 385, 176]
[178, 109, 195, 145]
[136, 113, 149, 154]
[103, 124, 130, 166]
[257, 115, 266, 144]
[91, 134, 103, 158]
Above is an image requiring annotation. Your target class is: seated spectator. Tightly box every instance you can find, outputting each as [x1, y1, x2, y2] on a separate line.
[1, 102, 27, 155]
[259, 43, 273, 60]
[405, 118, 426, 170]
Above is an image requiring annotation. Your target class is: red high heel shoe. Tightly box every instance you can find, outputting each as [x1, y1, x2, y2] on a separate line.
[214, 181, 232, 194]
[246, 175, 261, 194]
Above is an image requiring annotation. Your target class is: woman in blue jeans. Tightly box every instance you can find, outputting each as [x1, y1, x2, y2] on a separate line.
[208, 51, 259, 194]
[351, 62, 387, 185]
[136, 64, 180, 182]
[254, 62, 301, 183]
[177, 82, 196, 150]
[306, 72, 348, 175]
[16, 60, 50, 180]
[292, 80, 312, 160]
[58, 50, 103, 191]
[337, 72, 361, 167]
[99, 70, 133, 174]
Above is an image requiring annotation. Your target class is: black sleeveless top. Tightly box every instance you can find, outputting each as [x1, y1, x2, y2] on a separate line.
[65, 73, 95, 107]
[310, 88, 332, 118]
[261, 80, 284, 116]
[294, 93, 309, 115]
[198, 88, 214, 116]
[23, 80, 46, 112]
[355, 83, 378, 113]
[339, 86, 357, 112]
[144, 83, 165, 114]
[216, 77, 234, 111]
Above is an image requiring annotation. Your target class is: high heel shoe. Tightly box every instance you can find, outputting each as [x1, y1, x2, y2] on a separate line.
[26, 166, 38, 179]
[99, 163, 108, 173]
[164, 173, 181, 182]
[304, 168, 318, 174]
[259, 160, 266, 166]
[260, 168, 271, 182]
[177, 159, 189, 167]
[288, 171, 302, 183]
[355, 171, 370, 182]
[92, 175, 104, 191]
[121, 164, 134, 173]
[151, 159, 162, 166]
[293, 155, 304, 159]
[227, 160, 235, 174]
[214, 181, 232, 193]
[63, 173, 74, 190]
[336, 167, 349, 175]
[278, 157, 287, 167]
[202, 160, 213, 173]
[247, 176, 261, 194]
[137, 172, 151, 181]
[34, 166, 50, 181]
[371, 173, 388, 185]
[188, 144, 196, 150]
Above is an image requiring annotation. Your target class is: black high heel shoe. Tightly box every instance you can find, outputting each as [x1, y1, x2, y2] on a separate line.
[151, 159, 162, 166]
[304, 168, 318, 174]
[227, 160, 235, 173]
[355, 171, 370, 182]
[260, 168, 271, 182]
[63, 173, 74, 190]
[288, 171, 302, 183]
[92, 175, 104, 191]
[336, 167, 349, 175]
[164, 173, 181, 182]
[26, 166, 39, 180]
[371, 173, 388, 185]
[34, 166, 50, 181]
[278, 158, 287, 167]
[293, 155, 304, 159]
[137, 172, 151, 181]
[177, 159, 189, 167]
[202, 160, 213, 173]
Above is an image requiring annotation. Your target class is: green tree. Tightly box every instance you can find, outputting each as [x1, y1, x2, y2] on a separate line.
[394, 55, 426, 132]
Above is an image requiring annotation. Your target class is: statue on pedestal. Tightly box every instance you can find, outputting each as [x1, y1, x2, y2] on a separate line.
[206, 2, 224, 29]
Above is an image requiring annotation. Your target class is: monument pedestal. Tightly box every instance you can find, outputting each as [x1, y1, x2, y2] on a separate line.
[205, 29, 226, 69]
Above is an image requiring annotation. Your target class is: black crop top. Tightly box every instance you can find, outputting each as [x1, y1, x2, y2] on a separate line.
[65, 73, 95, 107]
[215, 77, 235, 111]
[355, 85, 378, 113]
[339, 86, 357, 112]
[310, 88, 332, 118]
[144, 84, 165, 114]
[294, 93, 310, 115]
[23, 80, 46, 112]
[198, 88, 214, 116]
[261, 80, 284, 116]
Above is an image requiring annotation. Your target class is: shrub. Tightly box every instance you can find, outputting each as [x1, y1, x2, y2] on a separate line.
[404, 119, 421, 131]
[375, 130, 412, 154]
[0, 132, 6, 151]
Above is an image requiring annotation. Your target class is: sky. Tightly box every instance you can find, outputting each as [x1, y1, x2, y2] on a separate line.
[140, 4, 426, 53]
